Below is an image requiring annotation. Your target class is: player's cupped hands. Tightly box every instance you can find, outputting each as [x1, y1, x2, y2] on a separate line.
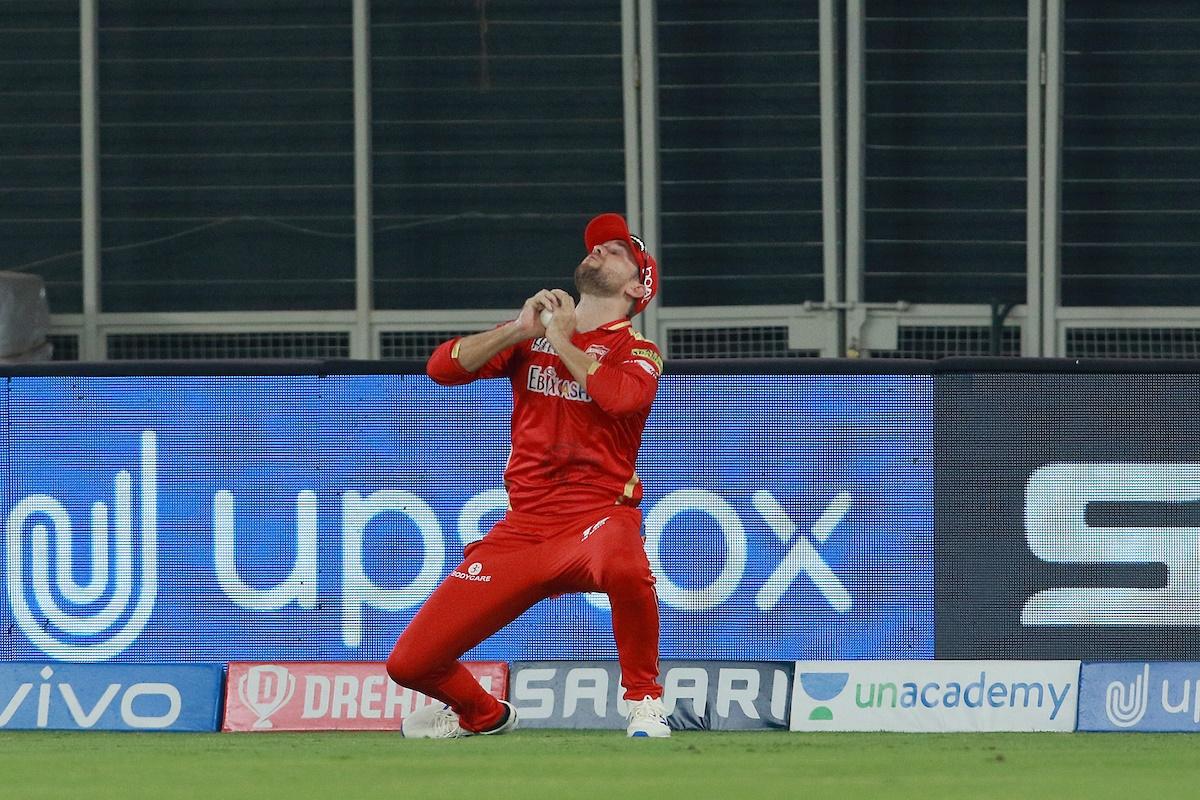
[542, 289, 577, 339]
[516, 289, 562, 338]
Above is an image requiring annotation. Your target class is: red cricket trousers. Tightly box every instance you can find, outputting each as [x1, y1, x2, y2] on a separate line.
[386, 504, 663, 732]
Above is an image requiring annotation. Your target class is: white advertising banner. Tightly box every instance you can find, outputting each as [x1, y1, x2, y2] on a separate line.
[790, 660, 1080, 732]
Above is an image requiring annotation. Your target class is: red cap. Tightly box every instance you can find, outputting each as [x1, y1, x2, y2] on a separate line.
[584, 213, 659, 316]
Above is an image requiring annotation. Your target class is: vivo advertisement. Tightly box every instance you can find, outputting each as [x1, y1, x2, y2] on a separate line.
[0, 662, 223, 731]
[0, 372, 932, 664]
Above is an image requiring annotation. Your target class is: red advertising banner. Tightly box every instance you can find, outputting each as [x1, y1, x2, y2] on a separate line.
[222, 661, 508, 732]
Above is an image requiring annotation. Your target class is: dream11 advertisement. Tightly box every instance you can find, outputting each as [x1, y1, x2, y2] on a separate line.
[1, 371, 932, 664]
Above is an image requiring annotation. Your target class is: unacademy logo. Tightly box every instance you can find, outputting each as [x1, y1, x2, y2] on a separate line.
[798, 672, 850, 720]
[852, 672, 1073, 720]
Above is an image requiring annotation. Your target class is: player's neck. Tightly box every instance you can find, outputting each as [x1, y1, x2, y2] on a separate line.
[574, 294, 629, 333]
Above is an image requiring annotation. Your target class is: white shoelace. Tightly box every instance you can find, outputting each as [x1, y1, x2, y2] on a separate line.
[628, 696, 667, 724]
[430, 706, 470, 738]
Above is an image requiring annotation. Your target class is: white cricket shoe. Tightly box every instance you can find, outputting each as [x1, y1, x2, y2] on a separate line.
[402, 700, 518, 739]
[625, 695, 671, 738]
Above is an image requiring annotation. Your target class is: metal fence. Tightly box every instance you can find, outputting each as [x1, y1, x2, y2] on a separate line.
[4, 1, 1198, 361]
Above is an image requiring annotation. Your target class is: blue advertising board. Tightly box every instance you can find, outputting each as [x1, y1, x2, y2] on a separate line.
[1079, 662, 1200, 731]
[1, 372, 932, 663]
[0, 662, 223, 731]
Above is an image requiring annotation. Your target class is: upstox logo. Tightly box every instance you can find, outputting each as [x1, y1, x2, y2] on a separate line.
[1079, 662, 1200, 732]
[1105, 664, 1150, 728]
[636, 489, 852, 615]
[790, 661, 1080, 732]
[5, 431, 159, 662]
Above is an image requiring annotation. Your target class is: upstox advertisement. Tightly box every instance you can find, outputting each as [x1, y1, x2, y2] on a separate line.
[789, 660, 1080, 731]
[1, 372, 931, 664]
[1079, 662, 1200, 732]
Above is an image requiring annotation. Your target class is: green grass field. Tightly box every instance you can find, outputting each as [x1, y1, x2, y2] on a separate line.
[2, 729, 1196, 800]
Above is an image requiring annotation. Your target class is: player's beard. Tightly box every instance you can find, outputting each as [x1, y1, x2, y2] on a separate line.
[574, 259, 624, 299]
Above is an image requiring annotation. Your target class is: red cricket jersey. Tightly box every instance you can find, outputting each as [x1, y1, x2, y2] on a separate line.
[426, 319, 663, 516]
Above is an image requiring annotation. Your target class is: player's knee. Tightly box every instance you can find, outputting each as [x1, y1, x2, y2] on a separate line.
[384, 648, 414, 687]
[386, 641, 438, 688]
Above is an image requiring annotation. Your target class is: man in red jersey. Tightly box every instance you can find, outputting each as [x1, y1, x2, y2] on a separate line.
[387, 213, 670, 739]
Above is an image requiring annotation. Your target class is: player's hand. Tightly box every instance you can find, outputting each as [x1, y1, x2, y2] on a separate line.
[515, 289, 563, 338]
[543, 289, 577, 339]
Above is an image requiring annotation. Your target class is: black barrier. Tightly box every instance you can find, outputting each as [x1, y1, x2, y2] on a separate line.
[934, 358, 1200, 659]
[0, 357, 932, 378]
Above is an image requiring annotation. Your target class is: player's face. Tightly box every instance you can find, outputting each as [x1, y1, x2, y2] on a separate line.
[575, 239, 639, 298]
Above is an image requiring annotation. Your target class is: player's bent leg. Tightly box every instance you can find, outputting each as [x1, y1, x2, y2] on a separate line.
[579, 511, 670, 737]
[386, 645, 486, 724]
[390, 596, 525, 736]
[388, 541, 545, 735]
[389, 591, 527, 734]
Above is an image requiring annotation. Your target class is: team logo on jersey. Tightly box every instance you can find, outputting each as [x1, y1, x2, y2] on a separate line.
[585, 344, 611, 360]
[580, 516, 611, 542]
[527, 365, 592, 403]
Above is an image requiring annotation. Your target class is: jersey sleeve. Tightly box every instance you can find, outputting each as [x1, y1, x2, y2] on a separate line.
[584, 338, 663, 417]
[426, 333, 521, 386]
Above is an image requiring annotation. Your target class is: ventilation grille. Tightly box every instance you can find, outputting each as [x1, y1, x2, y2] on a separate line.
[47, 334, 80, 361]
[97, 3, 355, 313]
[864, 2, 1028, 304]
[370, 3, 625, 310]
[1066, 327, 1200, 359]
[666, 326, 819, 359]
[657, 3, 824, 305]
[870, 325, 1021, 359]
[106, 331, 350, 360]
[1061, 4, 1200, 306]
[0, 1, 83, 315]
[379, 330, 479, 361]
